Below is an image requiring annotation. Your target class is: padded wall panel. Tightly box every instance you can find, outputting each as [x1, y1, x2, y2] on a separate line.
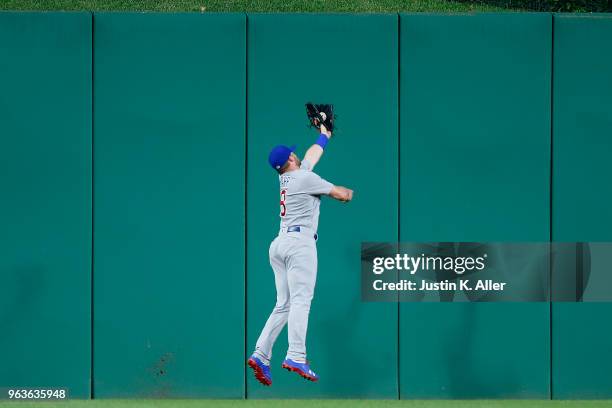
[93, 13, 245, 397]
[552, 14, 612, 399]
[399, 13, 552, 398]
[247, 14, 398, 398]
[0, 12, 92, 398]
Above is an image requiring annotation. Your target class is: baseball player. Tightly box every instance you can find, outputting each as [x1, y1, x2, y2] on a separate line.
[248, 105, 353, 386]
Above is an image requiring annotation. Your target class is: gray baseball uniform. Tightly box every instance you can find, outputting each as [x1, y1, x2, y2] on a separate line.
[253, 159, 333, 364]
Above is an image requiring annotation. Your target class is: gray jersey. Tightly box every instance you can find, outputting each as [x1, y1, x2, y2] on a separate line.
[278, 159, 333, 233]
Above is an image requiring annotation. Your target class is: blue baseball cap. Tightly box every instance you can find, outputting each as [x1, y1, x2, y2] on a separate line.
[268, 144, 296, 172]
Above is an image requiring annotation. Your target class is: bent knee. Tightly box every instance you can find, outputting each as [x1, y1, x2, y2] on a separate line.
[274, 301, 290, 313]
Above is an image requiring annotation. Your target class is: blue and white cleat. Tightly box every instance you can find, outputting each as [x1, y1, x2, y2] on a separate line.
[281, 359, 319, 382]
[247, 355, 272, 386]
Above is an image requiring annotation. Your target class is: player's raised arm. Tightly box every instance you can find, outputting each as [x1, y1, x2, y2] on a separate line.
[303, 125, 332, 170]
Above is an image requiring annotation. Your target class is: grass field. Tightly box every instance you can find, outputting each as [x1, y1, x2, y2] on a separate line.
[1, 0, 609, 13]
[2, 401, 612, 408]
[0, 0, 517, 12]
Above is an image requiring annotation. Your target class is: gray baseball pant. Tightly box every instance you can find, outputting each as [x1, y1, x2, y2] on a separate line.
[253, 230, 318, 364]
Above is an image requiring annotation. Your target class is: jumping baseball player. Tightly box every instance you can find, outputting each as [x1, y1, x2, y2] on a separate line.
[247, 104, 353, 386]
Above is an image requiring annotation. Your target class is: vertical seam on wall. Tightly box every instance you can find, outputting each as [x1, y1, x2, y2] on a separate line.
[576, 244, 583, 301]
[396, 12, 401, 401]
[549, 12, 555, 401]
[244, 12, 249, 400]
[90, 11, 95, 400]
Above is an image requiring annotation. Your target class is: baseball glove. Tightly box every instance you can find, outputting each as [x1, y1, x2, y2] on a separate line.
[306, 103, 335, 132]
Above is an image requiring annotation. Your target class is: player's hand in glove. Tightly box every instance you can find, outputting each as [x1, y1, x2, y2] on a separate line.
[302, 102, 336, 170]
[306, 103, 335, 133]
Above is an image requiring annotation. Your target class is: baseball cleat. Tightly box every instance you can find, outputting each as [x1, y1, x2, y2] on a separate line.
[247, 356, 272, 386]
[281, 359, 319, 382]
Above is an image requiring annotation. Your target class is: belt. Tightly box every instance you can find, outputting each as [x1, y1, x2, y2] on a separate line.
[282, 225, 318, 240]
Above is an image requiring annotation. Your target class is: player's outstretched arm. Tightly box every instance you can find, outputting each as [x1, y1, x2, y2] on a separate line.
[303, 124, 332, 170]
[329, 185, 353, 202]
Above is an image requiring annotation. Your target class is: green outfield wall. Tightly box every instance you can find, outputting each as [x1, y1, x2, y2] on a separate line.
[0, 11, 611, 400]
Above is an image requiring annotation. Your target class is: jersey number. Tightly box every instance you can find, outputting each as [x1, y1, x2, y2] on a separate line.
[280, 189, 287, 217]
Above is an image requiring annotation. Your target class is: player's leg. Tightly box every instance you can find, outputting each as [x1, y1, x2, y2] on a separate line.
[252, 237, 290, 365]
[282, 238, 319, 381]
